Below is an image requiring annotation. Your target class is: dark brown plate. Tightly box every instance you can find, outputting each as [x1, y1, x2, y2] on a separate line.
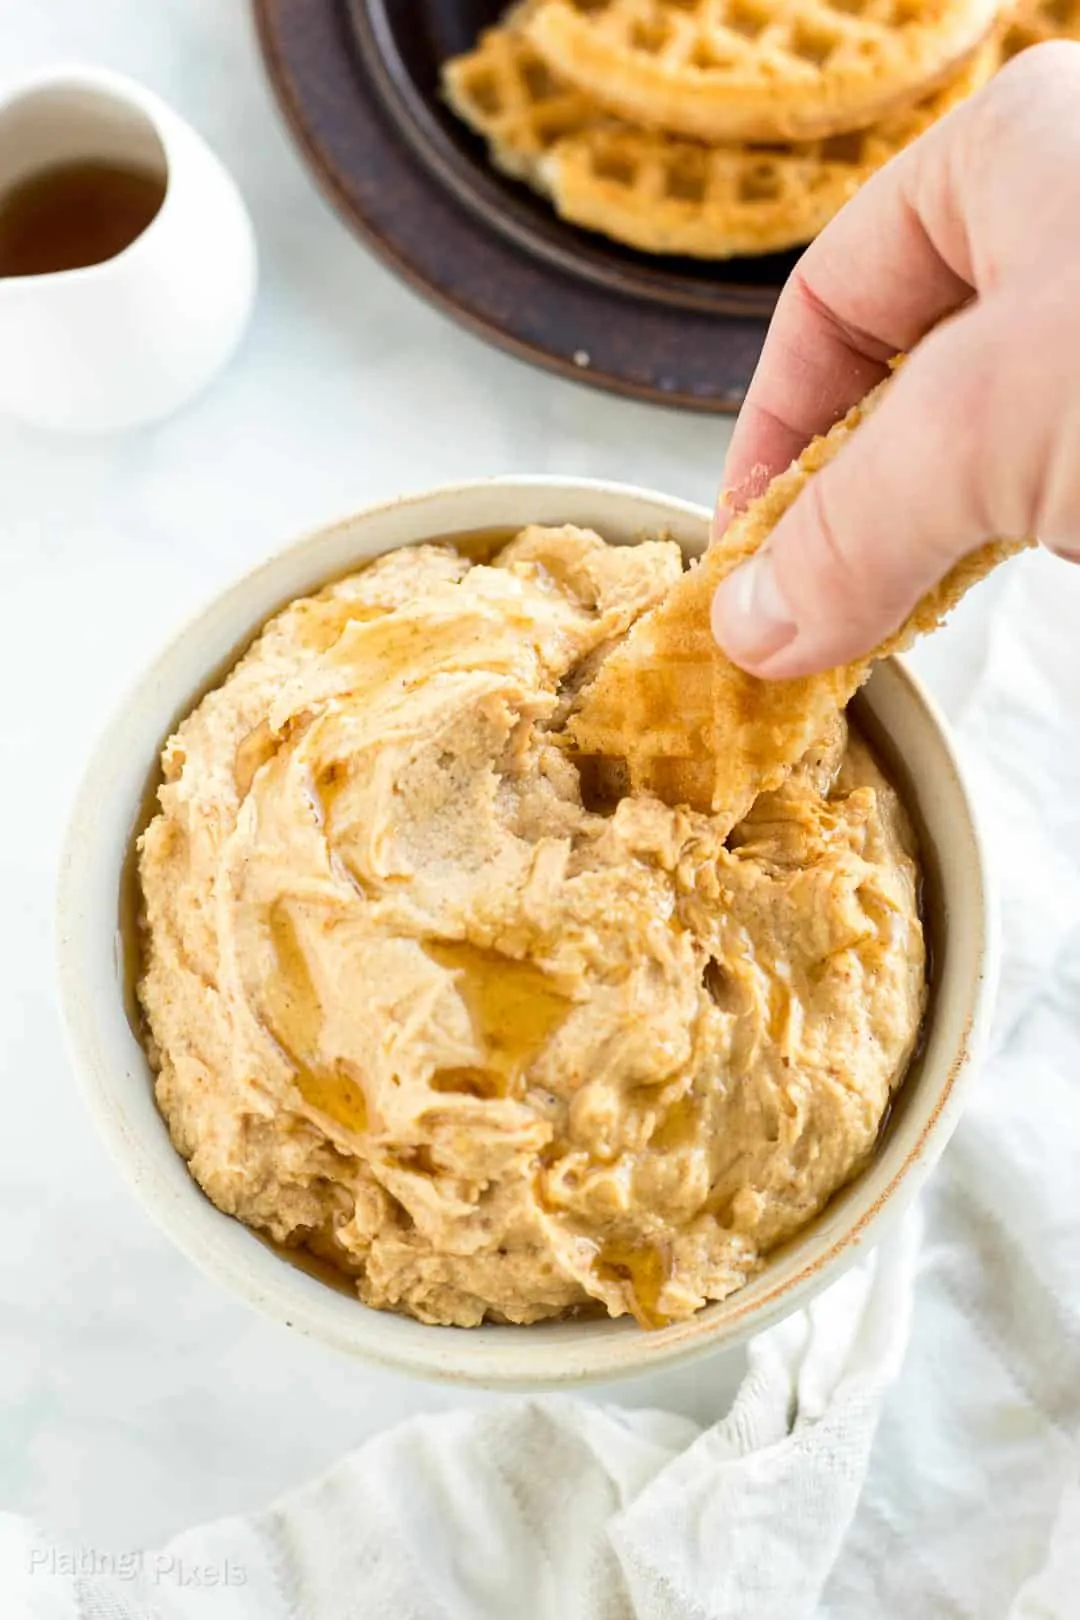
[254, 0, 798, 411]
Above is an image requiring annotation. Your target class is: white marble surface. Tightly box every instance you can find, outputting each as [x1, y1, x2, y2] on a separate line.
[0, 0, 1001, 1558]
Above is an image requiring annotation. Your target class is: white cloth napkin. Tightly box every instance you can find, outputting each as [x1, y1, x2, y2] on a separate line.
[1, 1219, 918, 1620]
[6, 551, 1078, 1620]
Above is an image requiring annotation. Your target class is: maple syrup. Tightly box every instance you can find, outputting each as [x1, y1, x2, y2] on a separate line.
[0, 160, 166, 278]
[264, 900, 369, 1134]
[424, 940, 569, 1096]
[595, 1239, 674, 1330]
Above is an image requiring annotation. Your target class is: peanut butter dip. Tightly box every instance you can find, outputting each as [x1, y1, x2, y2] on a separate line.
[137, 527, 926, 1328]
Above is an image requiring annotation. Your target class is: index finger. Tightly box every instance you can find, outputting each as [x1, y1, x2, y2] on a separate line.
[720, 96, 979, 514]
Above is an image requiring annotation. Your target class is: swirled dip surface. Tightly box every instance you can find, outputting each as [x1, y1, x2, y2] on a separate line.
[138, 527, 925, 1327]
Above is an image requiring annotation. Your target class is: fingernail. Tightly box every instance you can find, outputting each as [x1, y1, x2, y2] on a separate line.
[711, 550, 798, 667]
[711, 493, 732, 542]
[712, 464, 770, 543]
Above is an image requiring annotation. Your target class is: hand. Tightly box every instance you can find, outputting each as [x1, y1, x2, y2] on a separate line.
[711, 42, 1080, 679]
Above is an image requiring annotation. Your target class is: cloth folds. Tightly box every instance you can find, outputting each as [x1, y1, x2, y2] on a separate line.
[2, 1219, 918, 1620]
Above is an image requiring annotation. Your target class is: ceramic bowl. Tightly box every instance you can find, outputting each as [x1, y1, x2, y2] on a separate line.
[56, 477, 997, 1386]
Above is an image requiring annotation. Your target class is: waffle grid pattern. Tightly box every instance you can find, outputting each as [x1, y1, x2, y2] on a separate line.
[525, 0, 999, 140]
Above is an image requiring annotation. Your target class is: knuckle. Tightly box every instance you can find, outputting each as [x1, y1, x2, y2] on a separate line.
[906, 323, 1019, 539]
[801, 476, 853, 596]
[787, 474, 884, 639]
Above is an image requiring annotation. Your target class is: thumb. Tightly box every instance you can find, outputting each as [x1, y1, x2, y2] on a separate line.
[711, 297, 1047, 678]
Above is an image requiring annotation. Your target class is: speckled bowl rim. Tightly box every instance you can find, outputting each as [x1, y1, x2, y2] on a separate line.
[56, 477, 998, 1388]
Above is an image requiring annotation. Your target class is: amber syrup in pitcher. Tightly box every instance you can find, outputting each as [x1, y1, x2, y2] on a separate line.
[0, 160, 166, 277]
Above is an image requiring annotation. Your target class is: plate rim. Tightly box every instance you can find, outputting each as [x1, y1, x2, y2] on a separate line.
[253, 0, 774, 413]
[348, 0, 787, 320]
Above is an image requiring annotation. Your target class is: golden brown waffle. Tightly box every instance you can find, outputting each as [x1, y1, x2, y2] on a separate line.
[442, 22, 597, 181]
[444, 25, 994, 258]
[525, 0, 1001, 143]
[569, 374, 1032, 831]
[1001, 0, 1080, 54]
[540, 48, 993, 256]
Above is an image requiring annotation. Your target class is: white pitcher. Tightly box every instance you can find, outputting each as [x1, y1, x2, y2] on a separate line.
[0, 65, 257, 433]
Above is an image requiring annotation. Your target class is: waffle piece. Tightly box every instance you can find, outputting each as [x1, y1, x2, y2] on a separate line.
[1002, 0, 1080, 54]
[444, 24, 994, 258]
[540, 47, 993, 256]
[569, 375, 1032, 830]
[442, 21, 597, 180]
[525, 0, 1001, 143]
